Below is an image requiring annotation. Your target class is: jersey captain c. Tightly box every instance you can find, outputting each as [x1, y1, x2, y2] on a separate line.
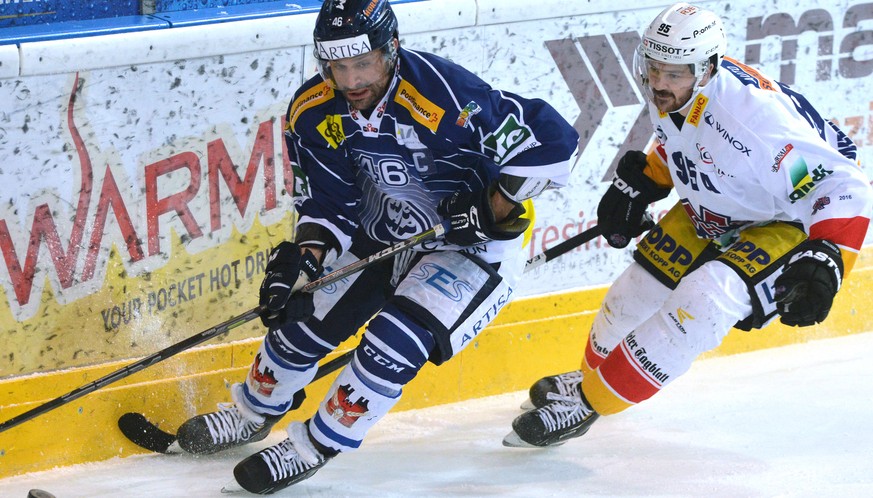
[284, 47, 579, 264]
[645, 56, 871, 270]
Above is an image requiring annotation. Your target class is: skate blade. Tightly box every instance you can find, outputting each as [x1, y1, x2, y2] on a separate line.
[519, 398, 535, 410]
[220, 479, 244, 494]
[502, 430, 565, 448]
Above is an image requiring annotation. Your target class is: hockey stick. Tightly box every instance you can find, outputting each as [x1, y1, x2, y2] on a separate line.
[525, 225, 602, 271]
[0, 222, 450, 435]
[525, 212, 655, 271]
[117, 349, 357, 454]
[300, 220, 449, 292]
[116, 223, 606, 453]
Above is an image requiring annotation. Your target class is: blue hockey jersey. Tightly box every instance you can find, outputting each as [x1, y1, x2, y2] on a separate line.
[284, 47, 579, 264]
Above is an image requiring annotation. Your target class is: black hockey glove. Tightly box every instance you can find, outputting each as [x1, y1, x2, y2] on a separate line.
[259, 241, 322, 329]
[597, 151, 671, 248]
[437, 184, 530, 246]
[774, 239, 843, 327]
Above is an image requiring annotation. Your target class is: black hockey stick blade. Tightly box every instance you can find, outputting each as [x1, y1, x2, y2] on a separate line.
[1, 224, 452, 435]
[118, 349, 356, 454]
[26, 490, 57, 498]
[118, 412, 181, 454]
[117, 220, 601, 454]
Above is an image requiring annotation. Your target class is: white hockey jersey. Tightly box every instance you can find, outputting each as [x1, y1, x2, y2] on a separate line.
[646, 56, 871, 272]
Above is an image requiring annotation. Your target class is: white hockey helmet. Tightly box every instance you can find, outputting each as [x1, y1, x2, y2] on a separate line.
[634, 3, 726, 108]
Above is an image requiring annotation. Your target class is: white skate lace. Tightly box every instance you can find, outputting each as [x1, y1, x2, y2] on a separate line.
[260, 440, 314, 482]
[203, 403, 264, 444]
[544, 371, 583, 403]
[258, 438, 322, 482]
[536, 398, 593, 433]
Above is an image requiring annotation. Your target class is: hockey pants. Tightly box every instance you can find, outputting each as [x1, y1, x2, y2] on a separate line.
[237, 236, 525, 452]
[581, 204, 808, 415]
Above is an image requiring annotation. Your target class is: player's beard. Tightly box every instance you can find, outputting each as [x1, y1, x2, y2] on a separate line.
[652, 87, 694, 114]
[341, 76, 391, 112]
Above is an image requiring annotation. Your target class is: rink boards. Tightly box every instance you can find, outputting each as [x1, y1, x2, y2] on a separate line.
[2, 0, 872, 478]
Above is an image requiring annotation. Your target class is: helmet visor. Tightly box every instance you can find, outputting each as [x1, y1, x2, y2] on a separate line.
[634, 44, 704, 112]
[315, 39, 395, 89]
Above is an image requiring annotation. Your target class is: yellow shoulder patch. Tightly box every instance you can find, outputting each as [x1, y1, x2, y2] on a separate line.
[394, 80, 444, 132]
[287, 82, 335, 132]
[685, 93, 708, 127]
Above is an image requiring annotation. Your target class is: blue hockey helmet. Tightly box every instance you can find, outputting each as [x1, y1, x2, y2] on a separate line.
[313, 0, 399, 62]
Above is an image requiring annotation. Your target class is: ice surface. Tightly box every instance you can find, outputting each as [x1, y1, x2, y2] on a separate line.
[2, 332, 872, 497]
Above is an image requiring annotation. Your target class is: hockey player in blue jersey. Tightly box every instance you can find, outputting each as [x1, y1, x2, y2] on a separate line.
[173, 0, 579, 493]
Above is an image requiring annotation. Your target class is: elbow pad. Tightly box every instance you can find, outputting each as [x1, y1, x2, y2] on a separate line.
[497, 173, 551, 202]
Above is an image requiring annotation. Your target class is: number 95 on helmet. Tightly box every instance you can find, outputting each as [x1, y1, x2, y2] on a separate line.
[633, 2, 727, 111]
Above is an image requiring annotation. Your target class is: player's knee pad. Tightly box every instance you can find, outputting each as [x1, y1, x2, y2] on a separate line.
[587, 263, 752, 415]
[657, 261, 752, 354]
[356, 303, 435, 393]
[309, 359, 403, 453]
[593, 262, 671, 349]
[267, 322, 337, 366]
[240, 327, 329, 416]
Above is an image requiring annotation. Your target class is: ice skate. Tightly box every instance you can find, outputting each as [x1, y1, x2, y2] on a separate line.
[177, 383, 282, 455]
[505, 383, 599, 448]
[520, 370, 583, 410]
[233, 421, 336, 494]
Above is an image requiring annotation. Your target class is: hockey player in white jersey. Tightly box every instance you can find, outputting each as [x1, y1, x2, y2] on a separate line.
[170, 0, 578, 493]
[506, 2, 872, 447]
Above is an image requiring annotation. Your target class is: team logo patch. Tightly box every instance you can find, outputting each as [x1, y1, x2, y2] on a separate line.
[248, 353, 278, 396]
[481, 114, 539, 165]
[456, 101, 482, 128]
[326, 384, 370, 428]
[812, 196, 830, 214]
[317, 114, 345, 148]
[362, 196, 432, 244]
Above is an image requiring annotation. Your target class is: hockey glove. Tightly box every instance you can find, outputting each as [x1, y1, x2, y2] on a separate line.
[774, 239, 843, 327]
[597, 151, 671, 248]
[259, 241, 322, 328]
[437, 184, 530, 246]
